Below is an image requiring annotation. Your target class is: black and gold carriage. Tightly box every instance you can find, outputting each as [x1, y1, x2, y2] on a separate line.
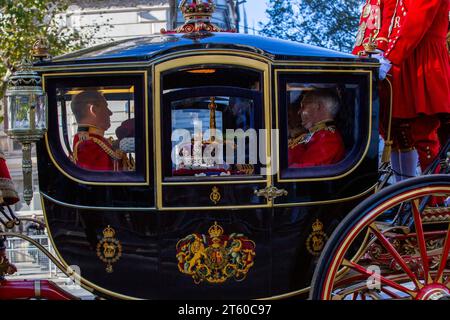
[2, 1, 449, 300]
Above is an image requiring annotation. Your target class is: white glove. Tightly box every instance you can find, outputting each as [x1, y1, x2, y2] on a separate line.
[119, 137, 135, 153]
[378, 56, 392, 80]
[370, 50, 392, 80]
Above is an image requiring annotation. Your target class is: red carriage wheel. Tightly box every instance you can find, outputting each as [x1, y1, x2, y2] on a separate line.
[310, 174, 450, 300]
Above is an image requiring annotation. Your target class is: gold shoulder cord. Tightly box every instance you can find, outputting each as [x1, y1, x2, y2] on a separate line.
[91, 138, 135, 171]
[288, 134, 308, 149]
[91, 137, 123, 161]
[72, 133, 135, 171]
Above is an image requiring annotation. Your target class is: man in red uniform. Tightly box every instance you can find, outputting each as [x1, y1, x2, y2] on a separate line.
[288, 89, 345, 168]
[71, 90, 129, 171]
[381, 0, 450, 175]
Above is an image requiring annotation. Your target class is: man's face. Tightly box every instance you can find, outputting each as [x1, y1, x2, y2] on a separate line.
[299, 95, 319, 130]
[92, 96, 113, 131]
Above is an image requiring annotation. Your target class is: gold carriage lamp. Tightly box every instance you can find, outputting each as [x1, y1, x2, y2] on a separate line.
[4, 59, 48, 205]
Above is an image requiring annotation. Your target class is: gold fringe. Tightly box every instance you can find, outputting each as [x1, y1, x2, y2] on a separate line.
[381, 140, 393, 163]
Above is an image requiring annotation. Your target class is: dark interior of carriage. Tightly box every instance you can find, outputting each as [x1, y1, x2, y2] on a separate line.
[162, 66, 261, 91]
[161, 66, 265, 181]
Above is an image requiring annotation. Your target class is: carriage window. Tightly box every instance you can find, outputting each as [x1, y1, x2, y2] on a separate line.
[56, 86, 136, 172]
[279, 74, 370, 179]
[287, 85, 349, 169]
[162, 67, 264, 180]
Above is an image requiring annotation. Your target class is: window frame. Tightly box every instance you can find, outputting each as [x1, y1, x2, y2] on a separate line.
[153, 55, 272, 210]
[275, 69, 374, 182]
[42, 71, 149, 185]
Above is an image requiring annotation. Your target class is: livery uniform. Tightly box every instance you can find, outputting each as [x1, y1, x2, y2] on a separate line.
[352, 0, 397, 56]
[288, 121, 345, 168]
[352, 0, 396, 153]
[0, 152, 19, 206]
[385, 0, 450, 170]
[72, 125, 130, 171]
[0, 236, 17, 280]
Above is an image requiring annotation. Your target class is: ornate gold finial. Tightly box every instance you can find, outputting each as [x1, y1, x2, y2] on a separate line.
[31, 37, 51, 60]
[180, 0, 216, 22]
[209, 96, 217, 132]
[161, 0, 226, 34]
[208, 221, 224, 238]
[362, 33, 378, 55]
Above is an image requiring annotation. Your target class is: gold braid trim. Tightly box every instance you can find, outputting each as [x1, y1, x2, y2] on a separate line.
[72, 133, 134, 171]
[91, 137, 124, 161]
[288, 134, 308, 149]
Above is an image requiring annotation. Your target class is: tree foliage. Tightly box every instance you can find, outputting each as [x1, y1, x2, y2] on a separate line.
[259, 0, 362, 53]
[0, 0, 92, 96]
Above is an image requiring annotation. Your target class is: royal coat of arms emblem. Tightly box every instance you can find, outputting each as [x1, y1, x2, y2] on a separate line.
[306, 219, 329, 256]
[176, 222, 256, 284]
[96, 225, 122, 273]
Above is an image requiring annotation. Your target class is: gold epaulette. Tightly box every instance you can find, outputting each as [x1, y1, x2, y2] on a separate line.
[288, 133, 308, 149]
[309, 121, 337, 134]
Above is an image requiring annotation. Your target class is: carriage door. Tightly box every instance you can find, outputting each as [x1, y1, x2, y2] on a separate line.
[154, 56, 272, 210]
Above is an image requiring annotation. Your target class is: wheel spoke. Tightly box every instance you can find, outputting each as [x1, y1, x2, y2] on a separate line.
[381, 287, 402, 299]
[411, 199, 432, 284]
[436, 224, 450, 283]
[342, 259, 417, 297]
[369, 224, 422, 289]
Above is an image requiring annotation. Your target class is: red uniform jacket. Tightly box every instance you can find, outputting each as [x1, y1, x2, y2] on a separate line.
[288, 123, 345, 168]
[353, 0, 397, 55]
[0, 152, 19, 205]
[385, 0, 450, 119]
[73, 127, 124, 171]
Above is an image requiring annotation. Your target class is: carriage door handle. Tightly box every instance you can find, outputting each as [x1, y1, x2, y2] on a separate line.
[254, 186, 288, 201]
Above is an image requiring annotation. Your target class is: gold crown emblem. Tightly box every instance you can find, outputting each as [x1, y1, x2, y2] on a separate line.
[103, 225, 116, 238]
[180, 0, 216, 20]
[208, 221, 224, 238]
[312, 219, 323, 232]
[363, 33, 378, 54]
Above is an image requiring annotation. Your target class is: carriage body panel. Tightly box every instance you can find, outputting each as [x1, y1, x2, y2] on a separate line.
[35, 32, 380, 299]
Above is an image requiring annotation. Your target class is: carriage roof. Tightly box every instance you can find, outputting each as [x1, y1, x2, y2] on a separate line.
[37, 32, 374, 67]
